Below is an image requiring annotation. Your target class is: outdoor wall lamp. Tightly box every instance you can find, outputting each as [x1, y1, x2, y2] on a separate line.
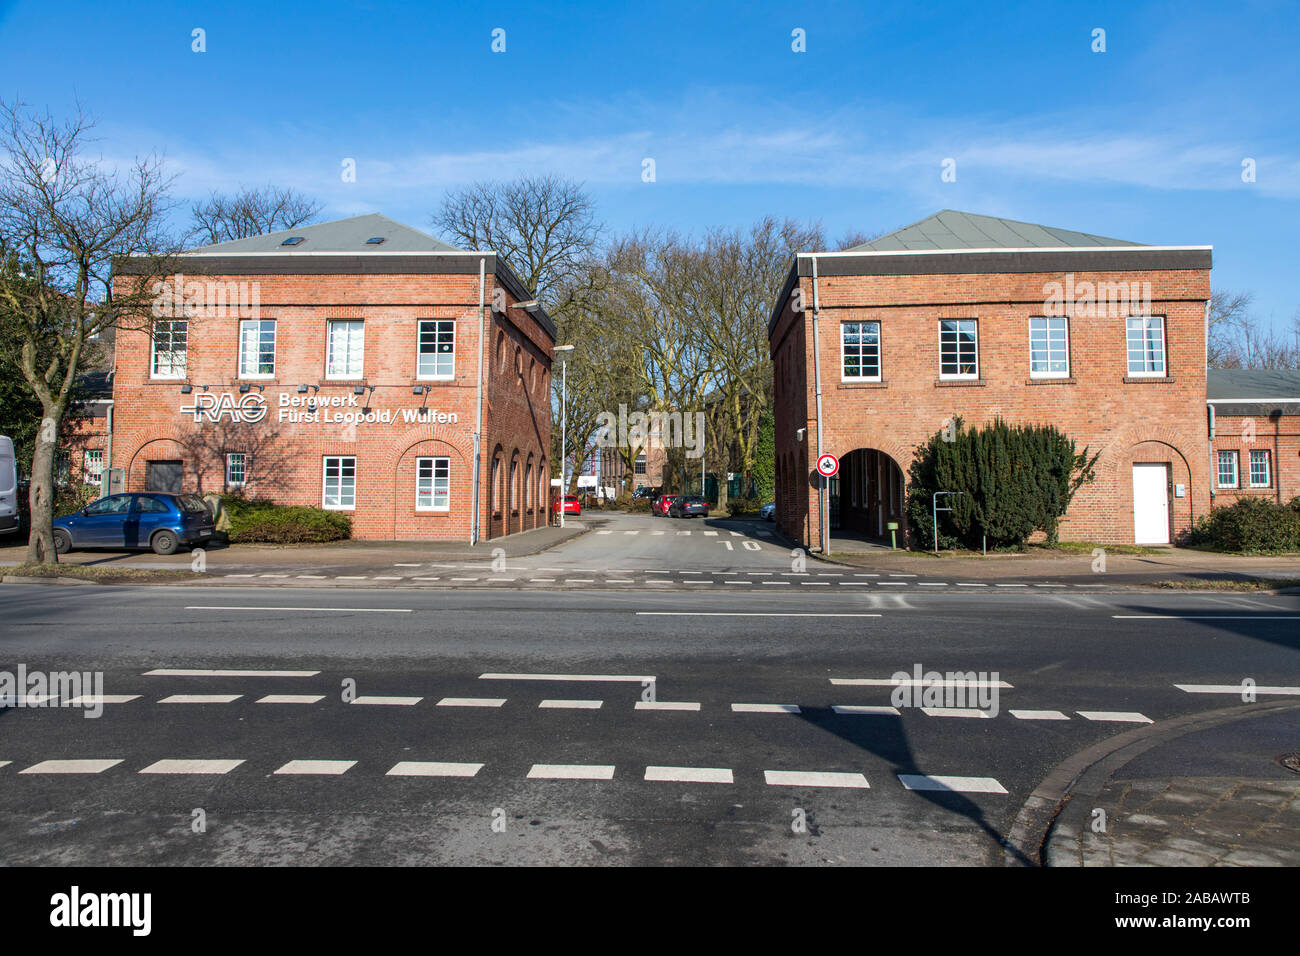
[296, 384, 319, 394]
[238, 384, 265, 394]
[353, 385, 368, 395]
[412, 385, 428, 395]
[180, 384, 192, 394]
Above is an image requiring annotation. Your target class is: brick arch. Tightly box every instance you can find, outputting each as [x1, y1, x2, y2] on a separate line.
[826, 435, 914, 478]
[508, 448, 521, 535]
[1096, 423, 1199, 484]
[489, 444, 505, 539]
[123, 433, 198, 492]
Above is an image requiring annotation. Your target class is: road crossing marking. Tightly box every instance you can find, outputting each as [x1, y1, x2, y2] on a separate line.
[64, 695, 140, 705]
[832, 705, 900, 716]
[539, 699, 603, 709]
[527, 764, 615, 780]
[159, 694, 242, 704]
[920, 707, 991, 718]
[638, 612, 880, 617]
[1077, 711, 1152, 723]
[1175, 683, 1300, 695]
[1010, 709, 1069, 720]
[1114, 615, 1300, 621]
[20, 759, 123, 774]
[731, 703, 801, 714]
[831, 677, 1013, 688]
[145, 669, 319, 677]
[256, 695, 324, 704]
[274, 760, 356, 775]
[898, 774, 1007, 794]
[140, 759, 245, 775]
[387, 761, 483, 777]
[351, 696, 422, 706]
[480, 673, 655, 683]
[764, 770, 870, 789]
[185, 605, 411, 613]
[645, 766, 733, 784]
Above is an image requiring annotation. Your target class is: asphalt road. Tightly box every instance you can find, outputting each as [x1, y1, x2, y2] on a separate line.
[2, 546, 1297, 867]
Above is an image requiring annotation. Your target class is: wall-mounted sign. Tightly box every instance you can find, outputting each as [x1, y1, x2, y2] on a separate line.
[178, 391, 459, 428]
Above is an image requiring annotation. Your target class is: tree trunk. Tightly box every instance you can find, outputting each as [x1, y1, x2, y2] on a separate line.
[26, 412, 62, 565]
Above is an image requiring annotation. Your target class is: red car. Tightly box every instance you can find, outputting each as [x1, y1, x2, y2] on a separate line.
[554, 495, 581, 516]
[652, 494, 680, 517]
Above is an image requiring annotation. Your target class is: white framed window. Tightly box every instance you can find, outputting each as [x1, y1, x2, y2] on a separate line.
[83, 449, 104, 485]
[1217, 450, 1238, 488]
[323, 456, 356, 509]
[239, 319, 276, 377]
[326, 320, 365, 378]
[415, 457, 450, 511]
[151, 319, 188, 379]
[841, 321, 881, 381]
[226, 452, 247, 487]
[1127, 316, 1166, 376]
[1249, 450, 1271, 488]
[417, 319, 455, 379]
[635, 452, 647, 476]
[1029, 316, 1069, 378]
[939, 319, 978, 378]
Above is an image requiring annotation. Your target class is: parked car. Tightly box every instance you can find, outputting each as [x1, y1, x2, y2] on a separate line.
[632, 485, 661, 500]
[668, 495, 710, 519]
[554, 494, 581, 516]
[759, 502, 776, 522]
[52, 492, 215, 555]
[651, 493, 680, 517]
[0, 436, 18, 537]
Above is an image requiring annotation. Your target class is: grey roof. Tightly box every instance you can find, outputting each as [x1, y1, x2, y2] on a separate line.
[1207, 368, 1300, 401]
[187, 213, 463, 254]
[843, 210, 1145, 252]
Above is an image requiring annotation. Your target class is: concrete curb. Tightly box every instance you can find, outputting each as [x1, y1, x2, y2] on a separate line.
[1002, 698, 1300, 867]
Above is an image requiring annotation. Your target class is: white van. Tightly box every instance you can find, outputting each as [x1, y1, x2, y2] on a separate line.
[0, 436, 18, 536]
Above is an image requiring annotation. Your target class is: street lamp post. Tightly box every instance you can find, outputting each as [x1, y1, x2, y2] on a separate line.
[554, 344, 575, 528]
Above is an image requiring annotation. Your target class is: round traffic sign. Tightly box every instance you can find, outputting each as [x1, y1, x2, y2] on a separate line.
[816, 453, 839, 478]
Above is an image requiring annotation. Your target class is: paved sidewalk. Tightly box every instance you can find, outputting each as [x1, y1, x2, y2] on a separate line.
[1011, 702, 1300, 867]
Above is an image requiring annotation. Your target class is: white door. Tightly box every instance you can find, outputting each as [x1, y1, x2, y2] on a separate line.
[1132, 464, 1170, 544]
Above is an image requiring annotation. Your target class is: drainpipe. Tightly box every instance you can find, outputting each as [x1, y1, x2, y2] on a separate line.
[471, 257, 486, 545]
[811, 255, 827, 555]
[102, 402, 113, 498]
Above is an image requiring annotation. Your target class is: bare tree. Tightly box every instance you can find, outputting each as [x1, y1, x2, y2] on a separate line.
[0, 100, 177, 563]
[1207, 290, 1255, 367]
[1208, 290, 1300, 369]
[434, 174, 603, 319]
[834, 228, 881, 250]
[189, 185, 322, 245]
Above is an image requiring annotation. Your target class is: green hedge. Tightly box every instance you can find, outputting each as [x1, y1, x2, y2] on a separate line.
[221, 497, 351, 544]
[1191, 497, 1300, 553]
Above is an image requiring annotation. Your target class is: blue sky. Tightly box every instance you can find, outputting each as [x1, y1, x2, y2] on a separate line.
[2, 0, 1298, 330]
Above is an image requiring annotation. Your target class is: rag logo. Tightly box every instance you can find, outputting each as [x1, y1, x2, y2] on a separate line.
[49, 886, 151, 936]
[181, 391, 268, 424]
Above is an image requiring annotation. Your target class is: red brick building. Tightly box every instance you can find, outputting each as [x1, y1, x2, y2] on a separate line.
[768, 210, 1213, 549]
[1208, 369, 1300, 508]
[111, 213, 555, 541]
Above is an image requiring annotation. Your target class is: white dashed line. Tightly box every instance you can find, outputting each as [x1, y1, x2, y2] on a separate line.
[1010, 709, 1069, 720]
[920, 707, 991, 718]
[351, 696, 422, 706]
[437, 697, 506, 708]
[764, 770, 870, 789]
[256, 694, 324, 704]
[898, 774, 1008, 794]
[65, 695, 140, 705]
[635, 701, 700, 711]
[832, 705, 900, 716]
[527, 764, 615, 780]
[731, 703, 801, 714]
[274, 760, 356, 775]
[480, 673, 654, 683]
[20, 759, 123, 774]
[539, 699, 603, 709]
[158, 694, 241, 704]
[1175, 684, 1300, 695]
[1077, 711, 1152, 723]
[140, 759, 244, 775]
[645, 766, 733, 784]
[387, 761, 483, 777]
[145, 669, 319, 678]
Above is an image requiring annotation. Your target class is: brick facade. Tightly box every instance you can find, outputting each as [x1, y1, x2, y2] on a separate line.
[1209, 408, 1300, 507]
[769, 244, 1212, 548]
[109, 253, 553, 542]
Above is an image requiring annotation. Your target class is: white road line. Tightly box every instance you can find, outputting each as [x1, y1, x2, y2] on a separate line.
[635, 701, 700, 711]
[159, 694, 242, 704]
[394, 563, 423, 567]
[256, 695, 324, 704]
[801, 581, 831, 586]
[436, 697, 506, 707]
[889, 573, 918, 578]
[638, 612, 881, 617]
[920, 707, 992, 718]
[831, 677, 1013, 688]
[65, 695, 140, 705]
[623, 530, 640, 535]
[996, 584, 1029, 588]
[351, 696, 422, 706]
[372, 576, 402, 581]
[832, 705, 900, 716]
[596, 530, 613, 535]
[608, 579, 635, 584]
[529, 578, 556, 583]
[1174, 683, 1300, 695]
[956, 583, 988, 587]
[1010, 709, 1070, 720]
[764, 770, 870, 789]
[898, 774, 1008, 794]
[1077, 711, 1152, 723]
[259, 573, 289, 579]
[683, 580, 713, 585]
[731, 703, 801, 714]
[223, 573, 255, 578]
[677, 530, 691, 535]
[296, 574, 327, 579]
[184, 606, 411, 613]
[145, 669, 319, 677]
[0, 762, 10, 770]
[746, 571, 772, 576]
[527, 764, 615, 780]
[853, 573, 880, 577]
[680, 570, 703, 574]
[387, 761, 483, 777]
[703, 531, 718, 536]
[20, 759, 123, 774]
[334, 576, 368, 580]
[565, 579, 595, 584]
[1114, 615, 1300, 621]
[917, 582, 948, 586]
[645, 766, 733, 784]
[724, 580, 753, 585]
[761, 581, 791, 586]
[839, 582, 872, 586]
[140, 759, 244, 775]
[876, 581, 908, 586]
[274, 760, 356, 775]
[480, 673, 654, 683]
[1034, 584, 1066, 587]
[539, 699, 603, 709]
[412, 577, 441, 582]
[450, 577, 480, 582]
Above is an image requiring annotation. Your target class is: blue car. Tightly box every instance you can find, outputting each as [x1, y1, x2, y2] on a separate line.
[53, 493, 215, 555]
